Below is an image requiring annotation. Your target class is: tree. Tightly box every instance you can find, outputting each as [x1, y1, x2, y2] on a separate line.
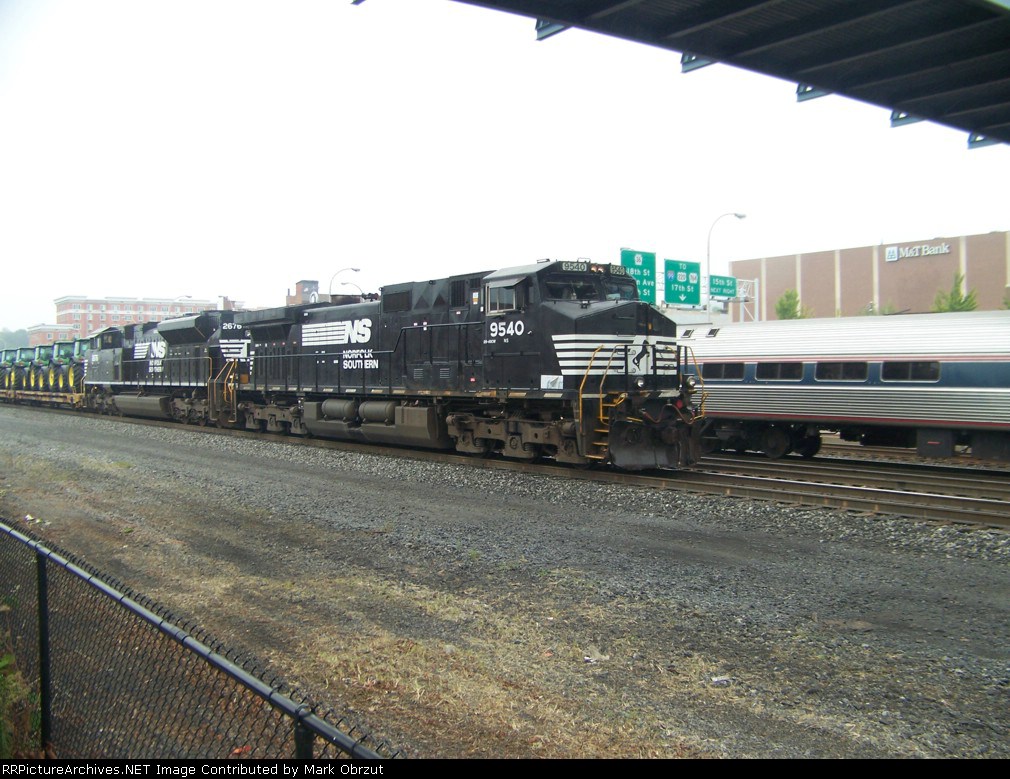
[0, 329, 29, 350]
[932, 272, 977, 312]
[775, 289, 811, 320]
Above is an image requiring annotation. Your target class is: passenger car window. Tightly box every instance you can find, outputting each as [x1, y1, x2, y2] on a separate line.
[755, 362, 803, 380]
[815, 362, 868, 381]
[701, 362, 745, 380]
[881, 361, 940, 382]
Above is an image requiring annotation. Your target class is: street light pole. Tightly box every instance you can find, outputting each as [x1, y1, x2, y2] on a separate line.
[706, 212, 746, 317]
[328, 267, 361, 300]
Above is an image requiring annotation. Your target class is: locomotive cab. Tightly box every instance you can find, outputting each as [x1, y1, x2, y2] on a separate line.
[478, 260, 698, 468]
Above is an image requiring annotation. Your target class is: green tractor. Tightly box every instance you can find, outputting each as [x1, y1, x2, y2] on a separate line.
[67, 338, 90, 393]
[12, 348, 34, 390]
[0, 349, 15, 392]
[31, 345, 55, 391]
[48, 340, 77, 393]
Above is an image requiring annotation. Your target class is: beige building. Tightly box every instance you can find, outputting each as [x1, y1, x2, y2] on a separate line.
[26, 323, 78, 348]
[728, 230, 1010, 321]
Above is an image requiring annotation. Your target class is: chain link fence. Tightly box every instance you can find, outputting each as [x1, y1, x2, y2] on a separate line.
[0, 520, 402, 759]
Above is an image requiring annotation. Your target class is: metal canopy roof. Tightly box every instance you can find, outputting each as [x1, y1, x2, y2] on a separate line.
[452, 0, 1010, 146]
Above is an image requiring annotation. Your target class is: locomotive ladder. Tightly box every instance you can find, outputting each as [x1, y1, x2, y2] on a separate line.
[210, 360, 240, 425]
[577, 345, 629, 462]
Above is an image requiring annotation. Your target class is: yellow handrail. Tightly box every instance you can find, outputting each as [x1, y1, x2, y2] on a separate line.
[209, 358, 240, 424]
[576, 345, 606, 427]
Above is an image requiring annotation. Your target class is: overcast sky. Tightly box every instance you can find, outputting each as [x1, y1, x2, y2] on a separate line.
[2, 0, 1008, 329]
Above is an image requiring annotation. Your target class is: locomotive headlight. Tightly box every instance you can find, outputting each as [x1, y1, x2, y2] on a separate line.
[636, 377, 646, 388]
[686, 375, 698, 391]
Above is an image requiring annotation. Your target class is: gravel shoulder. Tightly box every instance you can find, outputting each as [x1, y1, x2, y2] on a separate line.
[1, 404, 1008, 758]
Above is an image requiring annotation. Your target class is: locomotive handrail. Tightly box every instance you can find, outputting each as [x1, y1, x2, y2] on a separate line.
[390, 320, 484, 353]
[391, 320, 484, 380]
[577, 345, 607, 429]
[682, 345, 709, 417]
[119, 354, 212, 388]
[219, 359, 239, 423]
[596, 346, 636, 424]
[204, 357, 238, 423]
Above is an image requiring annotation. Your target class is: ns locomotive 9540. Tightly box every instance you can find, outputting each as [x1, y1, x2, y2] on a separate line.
[2, 261, 702, 470]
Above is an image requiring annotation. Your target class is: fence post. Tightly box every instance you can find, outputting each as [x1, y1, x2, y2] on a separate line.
[293, 716, 315, 759]
[35, 551, 52, 751]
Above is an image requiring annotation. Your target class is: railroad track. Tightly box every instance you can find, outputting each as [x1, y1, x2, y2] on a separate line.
[230, 421, 1010, 529]
[687, 454, 1010, 528]
[6, 404, 1009, 529]
[484, 455, 1010, 529]
[818, 439, 1010, 469]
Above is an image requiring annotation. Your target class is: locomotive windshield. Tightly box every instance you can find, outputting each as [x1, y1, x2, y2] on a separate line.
[543, 272, 638, 302]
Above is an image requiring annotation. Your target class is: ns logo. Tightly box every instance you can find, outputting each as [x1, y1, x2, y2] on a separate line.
[134, 341, 167, 360]
[334, 318, 372, 345]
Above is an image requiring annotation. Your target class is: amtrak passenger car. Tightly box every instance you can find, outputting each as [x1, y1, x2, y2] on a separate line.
[680, 310, 1010, 460]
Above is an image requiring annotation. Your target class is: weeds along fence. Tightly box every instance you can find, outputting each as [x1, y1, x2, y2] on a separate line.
[0, 520, 399, 759]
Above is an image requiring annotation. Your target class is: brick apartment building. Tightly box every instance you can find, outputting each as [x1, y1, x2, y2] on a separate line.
[26, 295, 222, 347]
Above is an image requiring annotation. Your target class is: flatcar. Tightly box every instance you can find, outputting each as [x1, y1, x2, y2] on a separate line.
[679, 310, 1010, 461]
[4, 260, 702, 470]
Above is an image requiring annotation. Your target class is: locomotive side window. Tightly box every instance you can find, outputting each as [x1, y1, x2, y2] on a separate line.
[881, 361, 940, 382]
[755, 362, 803, 380]
[815, 361, 868, 381]
[701, 362, 745, 380]
[486, 283, 525, 314]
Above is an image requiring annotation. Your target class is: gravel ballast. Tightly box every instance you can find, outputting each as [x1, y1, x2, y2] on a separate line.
[1, 404, 1008, 758]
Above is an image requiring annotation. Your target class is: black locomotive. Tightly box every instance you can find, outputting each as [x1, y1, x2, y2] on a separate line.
[4, 261, 701, 469]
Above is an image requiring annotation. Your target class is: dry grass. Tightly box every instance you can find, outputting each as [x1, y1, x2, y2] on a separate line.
[196, 567, 715, 758]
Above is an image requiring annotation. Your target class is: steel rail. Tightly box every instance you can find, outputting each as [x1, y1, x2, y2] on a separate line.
[701, 455, 1010, 502]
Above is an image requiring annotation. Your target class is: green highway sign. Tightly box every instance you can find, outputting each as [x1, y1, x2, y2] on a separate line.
[709, 274, 738, 298]
[664, 260, 701, 306]
[620, 248, 656, 304]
